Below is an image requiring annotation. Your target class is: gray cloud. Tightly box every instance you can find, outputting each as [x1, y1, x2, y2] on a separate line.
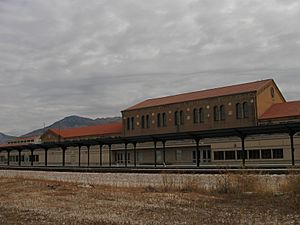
[0, 0, 300, 135]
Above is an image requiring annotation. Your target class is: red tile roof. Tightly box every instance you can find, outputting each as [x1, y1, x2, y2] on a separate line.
[125, 79, 273, 111]
[50, 122, 122, 139]
[259, 101, 300, 120]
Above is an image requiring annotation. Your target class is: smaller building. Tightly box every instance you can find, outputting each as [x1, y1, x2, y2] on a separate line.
[7, 136, 41, 145]
[259, 101, 300, 124]
[0, 136, 41, 164]
[40, 123, 122, 142]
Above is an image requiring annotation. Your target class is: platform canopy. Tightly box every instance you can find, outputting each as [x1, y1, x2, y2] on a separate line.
[0, 122, 299, 152]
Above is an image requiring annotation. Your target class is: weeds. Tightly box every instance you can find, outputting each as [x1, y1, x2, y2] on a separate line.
[214, 172, 263, 194]
[155, 172, 267, 195]
[160, 174, 208, 193]
[280, 174, 300, 194]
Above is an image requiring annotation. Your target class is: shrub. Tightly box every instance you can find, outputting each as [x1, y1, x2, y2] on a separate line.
[214, 172, 262, 194]
[280, 174, 300, 194]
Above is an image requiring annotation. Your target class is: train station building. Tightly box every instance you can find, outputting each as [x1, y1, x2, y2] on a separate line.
[0, 79, 300, 167]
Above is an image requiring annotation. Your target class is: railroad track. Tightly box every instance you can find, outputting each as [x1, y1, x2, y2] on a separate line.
[1, 165, 300, 174]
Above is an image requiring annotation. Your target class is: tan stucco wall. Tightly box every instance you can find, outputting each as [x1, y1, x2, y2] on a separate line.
[256, 80, 285, 118]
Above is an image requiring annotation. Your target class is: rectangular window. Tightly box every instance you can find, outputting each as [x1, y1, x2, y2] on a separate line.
[249, 150, 260, 159]
[156, 150, 162, 162]
[214, 151, 224, 160]
[273, 148, 283, 159]
[127, 153, 130, 163]
[237, 150, 248, 160]
[202, 149, 211, 162]
[207, 150, 211, 161]
[120, 153, 123, 163]
[115, 153, 118, 162]
[137, 152, 143, 162]
[261, 149, 271, 159]
[192, 150, 196, 163]
[175, 150, 182, 161]
[117, 153, 122, 164]
[225, 151, 236, 160]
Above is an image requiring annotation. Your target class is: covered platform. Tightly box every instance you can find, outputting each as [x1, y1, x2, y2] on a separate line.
[0, 122, 299, 168]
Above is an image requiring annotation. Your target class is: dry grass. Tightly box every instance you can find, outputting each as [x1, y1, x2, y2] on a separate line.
[280, 170, 300, 194]
[0, 175, 299, 224]
[159, 173, 207, 193]
[158, 172, 265, 194]
[213, 172, 265, 194]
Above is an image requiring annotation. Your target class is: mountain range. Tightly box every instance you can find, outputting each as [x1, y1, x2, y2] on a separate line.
[0, 133, 16, 145]
[0, 115, 122, 144]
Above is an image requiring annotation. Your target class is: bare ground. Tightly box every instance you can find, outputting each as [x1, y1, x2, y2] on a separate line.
[0, 177, 299, 225]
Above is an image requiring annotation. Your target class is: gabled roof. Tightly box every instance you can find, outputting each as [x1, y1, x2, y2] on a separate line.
[124, 79, 273, 111]
[49, 122, 122, 139]
[259, 101, 300, 120]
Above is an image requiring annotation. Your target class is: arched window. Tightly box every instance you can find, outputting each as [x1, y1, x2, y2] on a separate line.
[146, 115, 150, 128]
[214, 106, 219, 121]
[174, 111, 179, 126]
[127, 117, 130, 130]
[270, 87, 275, 98]
[199, 108, 204, 123]
[193, 108, 198, 124]
[243, 102, 249, 118]
[157, 113, 161, 127]
[131, 117, 134, 130]
[236, 103, 242, 119]
[180, 110, 184, 125]
[141, 115, 145, 129]
[220, 105, 225, 121]
[162, 113, 167, 127]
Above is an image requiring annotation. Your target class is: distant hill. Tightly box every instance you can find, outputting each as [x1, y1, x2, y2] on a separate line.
[0, 132, 16, 144]
[22, 115, 122, 137]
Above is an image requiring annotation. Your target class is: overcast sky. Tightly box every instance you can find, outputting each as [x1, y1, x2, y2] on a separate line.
[0, 0, 300, 136]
